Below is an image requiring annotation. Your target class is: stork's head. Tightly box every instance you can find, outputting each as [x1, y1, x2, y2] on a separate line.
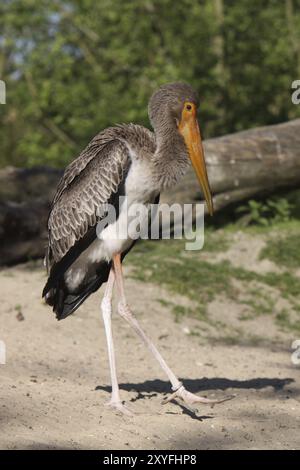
[149, 82, 213, 216]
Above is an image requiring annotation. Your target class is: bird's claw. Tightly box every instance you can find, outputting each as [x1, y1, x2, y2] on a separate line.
[162, 385, 235, 409]
[105, 400, 134, 416]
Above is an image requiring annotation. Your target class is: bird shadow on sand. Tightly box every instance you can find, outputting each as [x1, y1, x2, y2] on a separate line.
[164, 402, 216, 421]
[96, 376, 294, 398]
[96, 376, 295, 420]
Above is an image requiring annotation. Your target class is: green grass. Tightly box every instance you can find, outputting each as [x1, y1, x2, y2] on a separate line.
[129, 241, 233, 308]
[130, 239, 299, 303]
[127, 189, 300, 339]
[238, 289, 275, 319]
[276, 309, 300, 333]
[199, 227, 230, 252]
[127, 219, 300, 335]
[157, 298, 201, 322]
[260, 233, 300, 269]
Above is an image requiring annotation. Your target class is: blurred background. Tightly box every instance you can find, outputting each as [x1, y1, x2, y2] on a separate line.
[1, 0, 300, 168]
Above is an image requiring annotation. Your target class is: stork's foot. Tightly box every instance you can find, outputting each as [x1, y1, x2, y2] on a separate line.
[105, 400, 134, 417]
[162, 385, 235, 413]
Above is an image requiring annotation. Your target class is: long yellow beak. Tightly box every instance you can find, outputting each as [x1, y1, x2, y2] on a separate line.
[178, 102, 214, 216]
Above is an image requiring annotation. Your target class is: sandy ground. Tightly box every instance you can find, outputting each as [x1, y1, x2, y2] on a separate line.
[0, 261, 300, 450]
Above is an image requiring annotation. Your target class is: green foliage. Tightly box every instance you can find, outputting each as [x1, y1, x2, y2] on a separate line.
[1, 0, 300, 168]
[236, 197, 295, 226]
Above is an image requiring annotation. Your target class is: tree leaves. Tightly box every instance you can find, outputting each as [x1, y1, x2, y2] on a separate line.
[0, 0, 300, 168]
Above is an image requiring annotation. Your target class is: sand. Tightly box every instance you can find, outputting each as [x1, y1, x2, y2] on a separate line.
[0, 261, 299, 450]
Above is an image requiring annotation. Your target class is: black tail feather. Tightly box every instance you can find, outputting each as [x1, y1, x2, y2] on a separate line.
[43, 235, 138, 320]
[43, 261, 111, 320]
[42, 227, 97, 298]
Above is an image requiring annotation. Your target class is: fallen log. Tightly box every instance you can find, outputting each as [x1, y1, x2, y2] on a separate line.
[0, 166, 62, 204]
[0, 119, 300, 265]
[0, 200, 51, 265]
[162, 118, 300, 207]
[0, 167, 62, 265]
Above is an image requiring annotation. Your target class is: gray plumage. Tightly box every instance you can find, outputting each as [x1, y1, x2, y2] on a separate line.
[43, 82, 200, 319]
[47, 124, 155, 265]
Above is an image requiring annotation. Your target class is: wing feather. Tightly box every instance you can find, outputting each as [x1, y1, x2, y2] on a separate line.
[47, 134, 130, 265]
[45, 124, 155, 269]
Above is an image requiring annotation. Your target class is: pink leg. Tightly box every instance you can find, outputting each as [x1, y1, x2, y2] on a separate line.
[101, 268, 133, 416]
[112, 254, 232, 410]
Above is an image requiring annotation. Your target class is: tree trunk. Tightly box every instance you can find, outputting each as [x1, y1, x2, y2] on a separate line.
[1, 119, 300, 266]
[162, 119, 300, 207]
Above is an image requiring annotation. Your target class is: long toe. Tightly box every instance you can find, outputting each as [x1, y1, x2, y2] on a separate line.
[163, 386, 235, 407]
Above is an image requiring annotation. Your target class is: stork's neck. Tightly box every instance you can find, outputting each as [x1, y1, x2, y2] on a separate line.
[115, 122, 190, 191]
[151, 119, 190, 190]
